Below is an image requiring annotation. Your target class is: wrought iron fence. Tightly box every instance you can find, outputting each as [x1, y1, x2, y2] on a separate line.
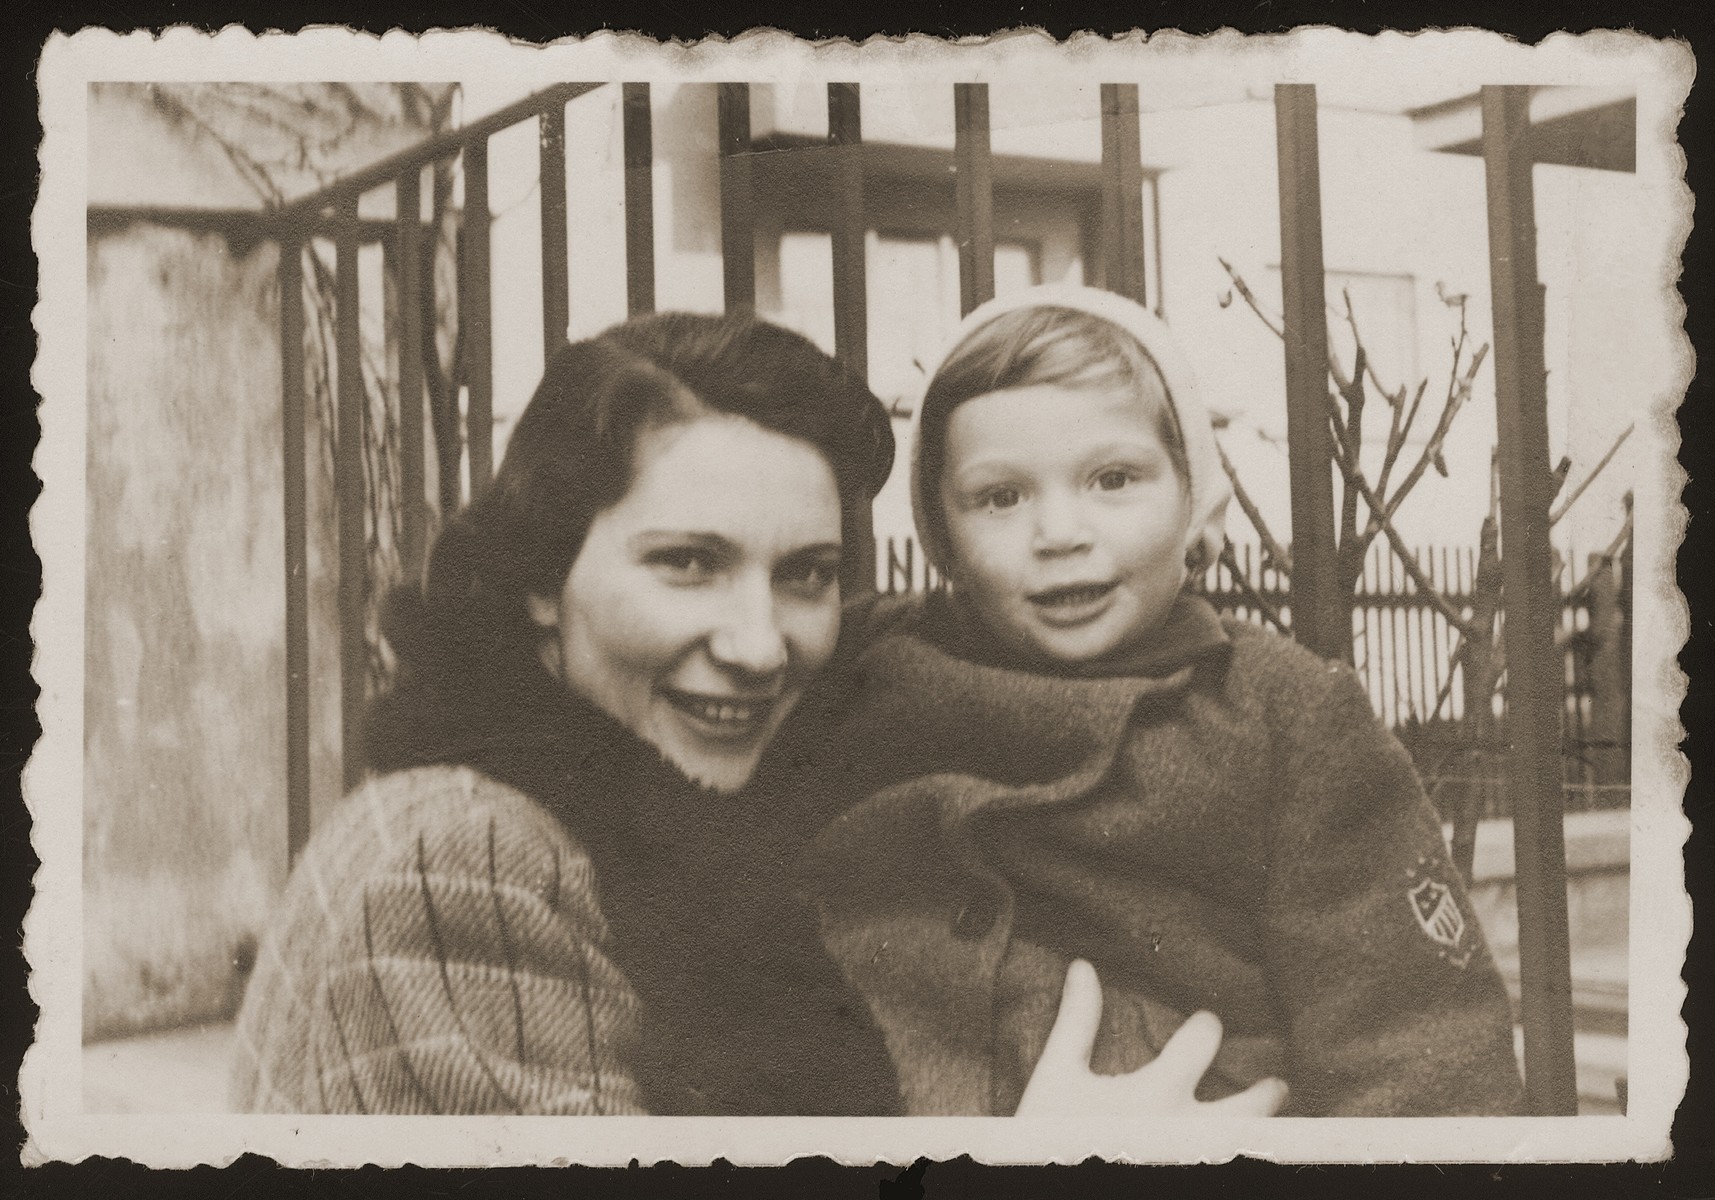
[241, 79, 1588, 1113]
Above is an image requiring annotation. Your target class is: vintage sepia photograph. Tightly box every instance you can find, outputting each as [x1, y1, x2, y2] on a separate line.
[24, 27, 1692, 1165]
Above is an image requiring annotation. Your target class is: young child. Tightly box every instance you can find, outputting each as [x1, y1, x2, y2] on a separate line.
[803, 284, 1525, 1117]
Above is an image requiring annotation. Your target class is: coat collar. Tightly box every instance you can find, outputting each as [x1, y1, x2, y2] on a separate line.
[919, 587, 1231, 680]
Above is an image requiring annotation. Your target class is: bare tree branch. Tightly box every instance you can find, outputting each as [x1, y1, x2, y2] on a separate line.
[1322, 420, 1476, 636]
[1216, 439, 1293, 574]
[1219, 540, 1291, 634]
[1365, 340, 1488, 540]
[1375, 377, 1430, 500]
[1550, 423, 1635, 527]
[1217, 257, 1284, 340]
[1563, 511, 1635, 601]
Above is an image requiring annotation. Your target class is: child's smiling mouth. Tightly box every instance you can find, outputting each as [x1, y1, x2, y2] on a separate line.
[1027, 581, 1118, 625]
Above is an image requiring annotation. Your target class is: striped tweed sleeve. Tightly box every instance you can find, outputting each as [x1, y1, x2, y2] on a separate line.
[232, 767, 648, 1115]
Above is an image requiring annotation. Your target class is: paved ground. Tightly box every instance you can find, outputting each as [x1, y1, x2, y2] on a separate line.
[83, 1022, 1629, 1116]
[83, 1020, 238, 1113]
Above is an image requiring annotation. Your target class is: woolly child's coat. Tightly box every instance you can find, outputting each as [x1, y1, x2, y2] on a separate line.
[802, 593, 1526, 1116]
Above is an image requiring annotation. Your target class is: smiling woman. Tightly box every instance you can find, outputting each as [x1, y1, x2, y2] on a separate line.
[527, 416, 845, 794]
[229, 312, 899, 1115]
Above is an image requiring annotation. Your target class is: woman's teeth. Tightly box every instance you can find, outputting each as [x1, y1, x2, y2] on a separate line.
[670, 692, 770, 727]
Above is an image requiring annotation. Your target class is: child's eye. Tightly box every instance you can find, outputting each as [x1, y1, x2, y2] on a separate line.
[981, 486, 1022, 511]
[647, 547, 720, 582]
[1094, 468, 1138, 492]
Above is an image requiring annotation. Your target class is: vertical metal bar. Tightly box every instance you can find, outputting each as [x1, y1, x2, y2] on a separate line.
[953, 83, 994, 316]
[828, 81, 875, 597]
[334, 199, 368, 792]
[1273, 84, 1344, 664]
[463, 140, 494, 494]
[1482, 83, 1578, 1115]
[1100, 82, 1147, 306]
[1415, 562, 1431, 718]
[396, 169, 427, 583]
[1149, 175, 1166, 317]
[828, 82, 868, 381]
[717, 82, 756, 314]
[1433, 547, 1450, 716]
[540, 104, 570, 358]
[623, 82, 656, 316]
[279, 240, 312, 863]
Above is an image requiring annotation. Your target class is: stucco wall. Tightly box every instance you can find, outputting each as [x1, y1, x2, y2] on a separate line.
[84, 84, 438, 1039]
[84, 228, 347, 1039]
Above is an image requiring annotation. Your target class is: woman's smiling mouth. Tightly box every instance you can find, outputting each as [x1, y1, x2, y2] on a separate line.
[661, 688, 777, 739]
[1027, 581, 1118, 626]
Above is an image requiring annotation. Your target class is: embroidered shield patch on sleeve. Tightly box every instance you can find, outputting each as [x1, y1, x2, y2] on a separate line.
[1406, 860, 1475, 968]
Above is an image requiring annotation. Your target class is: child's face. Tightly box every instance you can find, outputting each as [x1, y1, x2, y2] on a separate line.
[938, 381, 1192, 667]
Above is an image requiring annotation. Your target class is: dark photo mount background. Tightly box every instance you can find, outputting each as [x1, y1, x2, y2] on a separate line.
[3, 0, 1710, 1195]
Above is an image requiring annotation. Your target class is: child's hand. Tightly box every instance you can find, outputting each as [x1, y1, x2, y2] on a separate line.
[1015, 959, 1289, 1118]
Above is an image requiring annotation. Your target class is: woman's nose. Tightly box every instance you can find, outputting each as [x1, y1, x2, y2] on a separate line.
[707, 587, 789, 677]
[1033, 493, 1093, 557]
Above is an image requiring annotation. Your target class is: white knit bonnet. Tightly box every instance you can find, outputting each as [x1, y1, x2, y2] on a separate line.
[910, 283, 1231, 574]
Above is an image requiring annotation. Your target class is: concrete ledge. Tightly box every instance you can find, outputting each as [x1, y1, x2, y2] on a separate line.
[1453, 809, 1629, 884]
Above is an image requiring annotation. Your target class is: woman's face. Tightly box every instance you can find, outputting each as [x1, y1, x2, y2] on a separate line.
[530, 414, 845, 793]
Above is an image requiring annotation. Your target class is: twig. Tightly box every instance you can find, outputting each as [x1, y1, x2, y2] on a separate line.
[1321, 423, 1475, 636]
[1338, 317, 1367, 566]
[1338, 291, 1403, 411]
[1367, 341, 1488, 538]
[1563, 512, 1635, 601]
[1216, 439, 1293, 574]
[1429, 630, 1466, 720]
[1218, 258, 1284, 340]
[1378, 300, 1464, 501]
[1219, 540, 1291, 634]
[1375, 378, 1430, 501]
[1549, 424, 1635, 526]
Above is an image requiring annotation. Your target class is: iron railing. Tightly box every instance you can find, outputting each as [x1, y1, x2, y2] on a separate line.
[194, 79, 1583, 1113]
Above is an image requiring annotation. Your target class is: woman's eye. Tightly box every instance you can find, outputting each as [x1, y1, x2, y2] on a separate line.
[779, 557, 840, 599]
[1095, 468, 1137, 492]
[648, 547, 718, 580]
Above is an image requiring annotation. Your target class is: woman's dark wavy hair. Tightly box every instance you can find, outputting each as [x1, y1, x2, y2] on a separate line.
[380, 311, 895, 702]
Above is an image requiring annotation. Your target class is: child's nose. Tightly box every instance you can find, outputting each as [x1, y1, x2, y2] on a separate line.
[1033, 493, 1093, 556]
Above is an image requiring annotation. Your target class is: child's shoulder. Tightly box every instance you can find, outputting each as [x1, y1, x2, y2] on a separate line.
[1217, 618, 1374, 719]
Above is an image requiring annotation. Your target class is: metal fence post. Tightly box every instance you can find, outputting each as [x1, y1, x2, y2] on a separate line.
[333, 198, 368, 791]
[828, 82, 875, 597]
[462, 139, 494, 494]
[278, 239, 311, 864]
[623, 83, 656, 316]
[539, 103, 570, 357]
[1481, 83, 1579, 1115]
[953, 83, 995, 316]
[1100, 83, 1147, 306]
[396, 168, 428, 584]
[1273, 84, 1345, 663]
[717, 83, 756, 314]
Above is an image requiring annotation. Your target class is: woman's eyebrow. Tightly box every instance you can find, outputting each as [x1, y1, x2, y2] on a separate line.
[627, 530, 737, 552]
[785, 541, 845, 561]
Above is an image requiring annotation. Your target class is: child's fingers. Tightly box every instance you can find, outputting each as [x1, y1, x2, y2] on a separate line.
[1205, 1075, 1289, 1117]
[1037, 959, 1104, 1074]
[1144, 1010, 1225, 1089]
